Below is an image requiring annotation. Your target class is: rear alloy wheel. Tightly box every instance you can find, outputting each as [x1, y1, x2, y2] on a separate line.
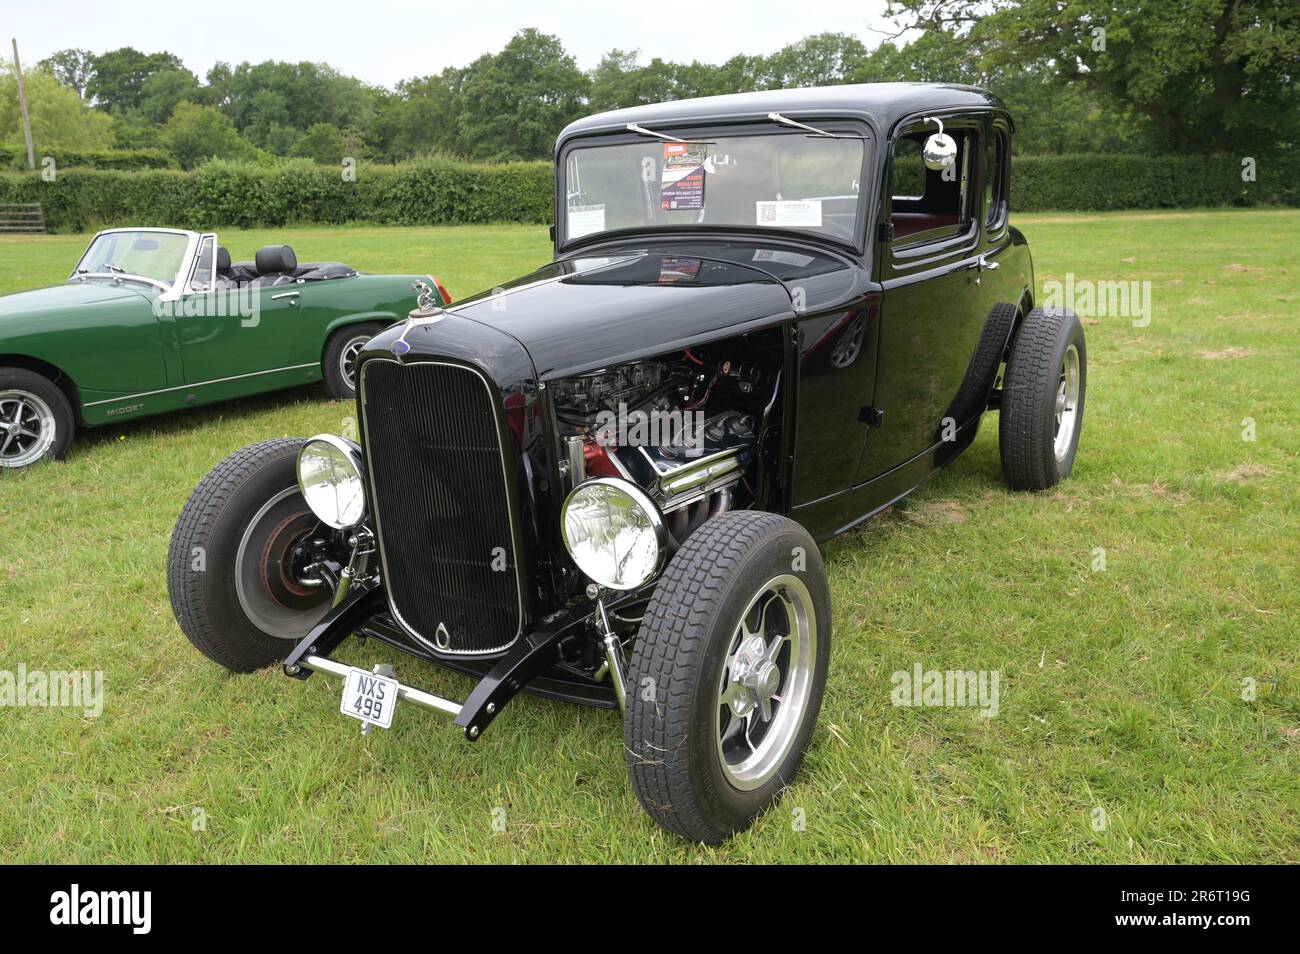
[999, 307, 1087, 490]
[1053, 343, 1083, 461]
[0, 369, 75, 469]
[322, 323, 384, 400]
[625, 511, 831, 843]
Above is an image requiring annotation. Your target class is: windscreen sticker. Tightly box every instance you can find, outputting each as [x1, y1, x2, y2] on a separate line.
[568, 204, 606, 238]
[753, 249, 815, 267]
[657, 257, 702, 283]
[756, 200, 822, 228]
[660, 142, 707, 211]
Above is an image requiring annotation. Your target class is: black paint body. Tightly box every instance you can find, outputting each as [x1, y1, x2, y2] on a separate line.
[334, 83, 1036, 718]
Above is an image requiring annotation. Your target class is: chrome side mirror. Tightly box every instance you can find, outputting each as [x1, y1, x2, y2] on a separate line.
[922, 117, 957, 171]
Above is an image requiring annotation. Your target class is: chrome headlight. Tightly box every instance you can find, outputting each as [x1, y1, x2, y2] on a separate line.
[297, 435, 367, 530]
[561, 478, 667, 591]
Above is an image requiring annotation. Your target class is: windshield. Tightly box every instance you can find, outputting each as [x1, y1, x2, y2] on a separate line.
[562, 128, 868, 246]
[75, 231, 190, 285]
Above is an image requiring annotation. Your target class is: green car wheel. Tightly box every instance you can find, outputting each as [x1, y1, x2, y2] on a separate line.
[0, 368, 74, 468]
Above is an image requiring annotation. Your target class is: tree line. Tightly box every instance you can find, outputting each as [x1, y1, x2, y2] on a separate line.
[2, 1, 1294, 171]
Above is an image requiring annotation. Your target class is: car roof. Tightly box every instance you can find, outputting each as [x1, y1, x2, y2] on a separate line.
[557, 82, 1006, 150]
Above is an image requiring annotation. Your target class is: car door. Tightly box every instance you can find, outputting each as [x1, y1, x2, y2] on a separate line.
[934, 114, 1021, 440]
[176, 267, 312, 385]
[856, 114, 998, 484]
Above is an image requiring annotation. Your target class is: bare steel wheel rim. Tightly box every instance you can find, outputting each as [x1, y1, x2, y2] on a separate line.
[339, 336, 369, 392]
[0, 390, 56, 468]
[1053, 343, 1081, 461]
[714, 573, 816, 792]
[235, 487, 334, 639]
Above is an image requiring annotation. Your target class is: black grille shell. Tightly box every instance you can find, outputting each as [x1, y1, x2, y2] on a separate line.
[359, 358, 524, 655]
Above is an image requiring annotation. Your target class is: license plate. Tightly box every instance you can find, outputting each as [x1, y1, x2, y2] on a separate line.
[340, 668, 399, 729]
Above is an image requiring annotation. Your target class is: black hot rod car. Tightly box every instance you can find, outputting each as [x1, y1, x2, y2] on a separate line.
[168, 83, 1086, 843]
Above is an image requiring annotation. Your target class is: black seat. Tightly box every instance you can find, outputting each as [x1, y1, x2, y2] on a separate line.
[217, 246, 263, 286]
[213, 246, 240, 288]
[254, 245, 298, 284]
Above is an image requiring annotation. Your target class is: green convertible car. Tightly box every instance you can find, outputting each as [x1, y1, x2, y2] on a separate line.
[0, 227, 449, 469]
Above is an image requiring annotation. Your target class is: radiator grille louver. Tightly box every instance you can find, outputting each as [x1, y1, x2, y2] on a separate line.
[360, 359, 523, 655]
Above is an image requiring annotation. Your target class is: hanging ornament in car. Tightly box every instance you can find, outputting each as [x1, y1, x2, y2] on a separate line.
[922, 116, 957, 170]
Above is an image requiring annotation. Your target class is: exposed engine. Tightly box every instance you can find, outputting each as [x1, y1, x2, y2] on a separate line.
[552, 337, 779, 545]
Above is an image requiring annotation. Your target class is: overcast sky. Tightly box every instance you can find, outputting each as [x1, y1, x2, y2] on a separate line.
[12, 0, 898, 88]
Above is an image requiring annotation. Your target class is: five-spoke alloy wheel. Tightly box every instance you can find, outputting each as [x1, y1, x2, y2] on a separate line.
[626, 511, 831, 843]
[715, 574, 817, 791]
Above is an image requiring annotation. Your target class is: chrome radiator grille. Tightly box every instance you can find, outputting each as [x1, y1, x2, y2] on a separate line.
[359, 358, 523, 655]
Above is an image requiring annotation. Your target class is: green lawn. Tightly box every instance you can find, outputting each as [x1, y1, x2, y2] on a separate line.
[0, 211, 1296, 863]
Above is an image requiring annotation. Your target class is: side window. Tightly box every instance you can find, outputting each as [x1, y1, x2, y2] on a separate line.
[890, 122, 974, 245]
[985, 128, 1007, 230]
[891, 138, 926, 200]
[189, 237, 214, 292]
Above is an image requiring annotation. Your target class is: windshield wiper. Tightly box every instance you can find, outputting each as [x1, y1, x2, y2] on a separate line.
[625, 123, 714, 145]
[78, 265, 162, 289]
[767, 112, 870, 140]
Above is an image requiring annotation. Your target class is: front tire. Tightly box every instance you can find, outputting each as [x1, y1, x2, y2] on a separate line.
[168, 438, 338, 672]
[625, 511, 832, 843]
[322, 323, 384, 400]
[999, 307, 1087, 490]
[0, 368, 75, 469]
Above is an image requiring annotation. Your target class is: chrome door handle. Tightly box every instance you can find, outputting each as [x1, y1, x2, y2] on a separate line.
[271, 291, 300, 304]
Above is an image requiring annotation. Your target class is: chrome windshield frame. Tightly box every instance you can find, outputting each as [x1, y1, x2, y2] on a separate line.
[70, 228, 203, 301]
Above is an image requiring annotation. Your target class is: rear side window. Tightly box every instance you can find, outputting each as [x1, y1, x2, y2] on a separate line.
[985, 128, 1007, 230]
[889, 123, 973, 244]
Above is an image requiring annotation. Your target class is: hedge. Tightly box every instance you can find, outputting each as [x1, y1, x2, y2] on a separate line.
[0, 153, 1291, 232]
[0, 147, 175, 172]
[1011, 154, 1296, 212]
[0, 157, 553, 231]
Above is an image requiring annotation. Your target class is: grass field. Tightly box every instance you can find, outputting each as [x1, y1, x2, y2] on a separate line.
[0, 211, 1296, 863]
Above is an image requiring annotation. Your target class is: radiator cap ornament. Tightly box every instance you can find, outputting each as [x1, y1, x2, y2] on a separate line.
[409, 280, 446, 322]
[391, 284, 448, 355]
[411, 279, 440, 313]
